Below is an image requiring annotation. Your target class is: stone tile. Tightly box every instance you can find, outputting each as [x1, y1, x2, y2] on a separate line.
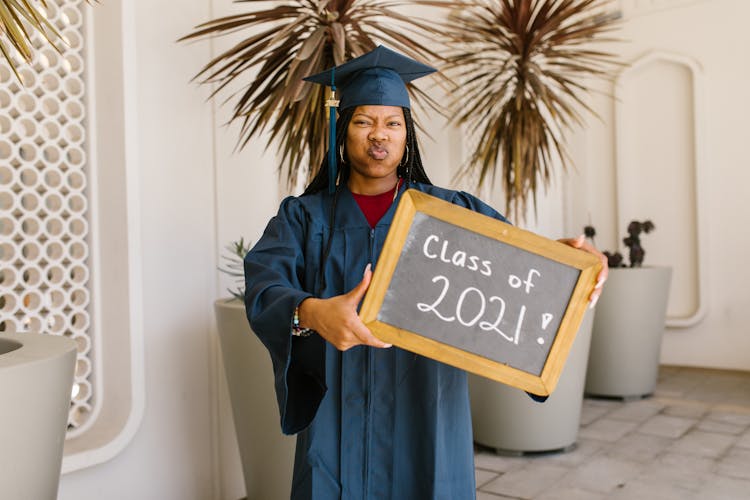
[578, 417, 638, 443]
[696, 473, 750, 500]
[480, 463, 569, 499]
[582, 397, 626, 410]
[637, 414, 697, 439]
[535, 486, 606, 500]
[476, 491, 512, 500]
[475, 468, 498, 488]
[724, 391, 750, 408]
[669, 430, 735, 458]
[473, 449, 528, 474]
[661, 402, 709, 419]
[652, 372, 702, 398]
[580, 402, 612, 425]
[606, 399, 665, 423]
[696, 418, 747, 435]
[607, 479, 698, 500]
[685, 377, 746, 404]
[559, 456, 643, 494]
[644, 452, 716, 492]
[736, 430, 750, 449]
[475, 367, 750, 499]
[606, 432, 672, 462]
[706, 409, 750, 427]
[541, 439, 603, 467]
[658, 451, 715, 473]
[716, 447, 750, 480]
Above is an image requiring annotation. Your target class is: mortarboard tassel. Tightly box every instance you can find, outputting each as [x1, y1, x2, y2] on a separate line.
[326, 70, 339, 195]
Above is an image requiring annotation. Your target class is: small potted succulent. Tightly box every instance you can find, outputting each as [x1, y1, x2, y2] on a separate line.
[583, 221, 672, 398]
[213, 239, 295, 500]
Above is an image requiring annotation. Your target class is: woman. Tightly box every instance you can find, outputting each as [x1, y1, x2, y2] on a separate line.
[244, 46, 607, 500]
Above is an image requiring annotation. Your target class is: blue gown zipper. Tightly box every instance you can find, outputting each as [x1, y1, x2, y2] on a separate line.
[364, 227, 376, 499]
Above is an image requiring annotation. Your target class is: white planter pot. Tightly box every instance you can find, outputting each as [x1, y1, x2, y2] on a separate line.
[214, 299, 295, 500]
[0, 332, 76, 500]
[469, 311, 594, 453]
[585, 266, 672, 398]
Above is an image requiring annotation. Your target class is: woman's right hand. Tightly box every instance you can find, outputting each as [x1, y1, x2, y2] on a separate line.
[297, 264, 392, 351]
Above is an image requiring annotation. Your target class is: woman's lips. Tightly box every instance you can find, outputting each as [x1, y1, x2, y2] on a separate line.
[367, 144, 388, 160]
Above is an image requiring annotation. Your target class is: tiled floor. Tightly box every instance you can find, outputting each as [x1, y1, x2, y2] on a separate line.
[474, 366, 750, 499]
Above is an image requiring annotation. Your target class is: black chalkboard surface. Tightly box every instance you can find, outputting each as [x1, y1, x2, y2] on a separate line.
[360, 190, 601, 396]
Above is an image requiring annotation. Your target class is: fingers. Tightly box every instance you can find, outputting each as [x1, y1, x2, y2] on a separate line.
[347, 263, 390, 348]
[558, 234, 585, 248]
[559, 235, 609, 308]
[351, 322, 392, 349]
[311, 263, 392, 351]
[589, 259, 608, 309]
[329, 315, 392, 351]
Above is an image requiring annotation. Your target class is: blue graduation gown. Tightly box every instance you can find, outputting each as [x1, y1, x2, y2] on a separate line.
[244, 182, 507, 500]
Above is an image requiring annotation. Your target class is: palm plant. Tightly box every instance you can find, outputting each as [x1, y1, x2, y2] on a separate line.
[1, 0, 96, 81]
[442, 0, 621, 222]
[1, 0, 65, 80]
[180, 0, 453, 189]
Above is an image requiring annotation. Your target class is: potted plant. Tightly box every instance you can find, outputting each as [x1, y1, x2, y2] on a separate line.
[213, 239, 296, 500]
[469, 311, 595, 454]
[1, 1, 95, 494]
[440, 0, 622, 223]
[583, 222, 672, 398]
[179, 0, 453, 188]
[441, 0, 620, 454]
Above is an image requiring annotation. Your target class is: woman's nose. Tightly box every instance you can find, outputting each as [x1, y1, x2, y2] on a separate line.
[368, 125, 387, 141]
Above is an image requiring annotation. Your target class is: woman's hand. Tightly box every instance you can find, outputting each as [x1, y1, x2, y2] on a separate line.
[558, 234, 609, 308]
[297, 264, 392, 351]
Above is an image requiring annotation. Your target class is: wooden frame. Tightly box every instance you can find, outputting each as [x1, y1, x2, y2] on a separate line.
[360, 189, 601, 396]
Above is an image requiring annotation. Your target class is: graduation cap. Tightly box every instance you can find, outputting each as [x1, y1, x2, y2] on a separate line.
[304, 45, 437, 193]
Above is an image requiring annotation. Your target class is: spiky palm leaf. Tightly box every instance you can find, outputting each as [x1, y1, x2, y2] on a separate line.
[1, 0, 96, 82]
[180, 0, 454, 189]
[442, 0, 621, 222]
[0, 0, 62, 80]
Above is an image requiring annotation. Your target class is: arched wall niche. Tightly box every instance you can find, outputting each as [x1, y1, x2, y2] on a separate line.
[614, 50, 708, 328]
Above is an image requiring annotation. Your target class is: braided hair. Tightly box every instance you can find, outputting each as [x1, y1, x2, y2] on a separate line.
[302, 106, 432, 294]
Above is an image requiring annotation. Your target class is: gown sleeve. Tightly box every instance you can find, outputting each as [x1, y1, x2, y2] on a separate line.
[243, 196, 328, 435]
[450, 190, 549, 403]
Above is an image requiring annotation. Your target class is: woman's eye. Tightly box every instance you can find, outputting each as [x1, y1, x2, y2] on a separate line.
[388, 121, 403, 127]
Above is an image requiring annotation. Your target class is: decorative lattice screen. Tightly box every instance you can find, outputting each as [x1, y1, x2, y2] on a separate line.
[0, 0, 94, 434]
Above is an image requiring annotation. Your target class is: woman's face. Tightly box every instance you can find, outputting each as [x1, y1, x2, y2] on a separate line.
[345, 105, 407, 193]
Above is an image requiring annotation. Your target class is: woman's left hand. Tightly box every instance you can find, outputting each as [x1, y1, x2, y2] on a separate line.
[558, 234, 608, 308]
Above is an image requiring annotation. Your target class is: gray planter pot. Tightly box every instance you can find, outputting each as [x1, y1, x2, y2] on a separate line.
[469, 311, 594, 453]
[585, 266, 672, 398]
[214, 299, 295, 500]
[0, 332, 76, 500]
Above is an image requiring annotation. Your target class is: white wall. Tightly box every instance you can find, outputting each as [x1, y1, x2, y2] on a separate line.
[564, 0, 750, 371]
[58, 0, 226, 498]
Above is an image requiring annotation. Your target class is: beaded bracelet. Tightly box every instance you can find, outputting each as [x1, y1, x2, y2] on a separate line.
[292, 306, 314, 337]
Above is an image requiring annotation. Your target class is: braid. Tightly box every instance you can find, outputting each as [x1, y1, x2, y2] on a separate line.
[316, 180, 342, 295]
[400, 108, 432, 186]
[303, 108, 355, 196]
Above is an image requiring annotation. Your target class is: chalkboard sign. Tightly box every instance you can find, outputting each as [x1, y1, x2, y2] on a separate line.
[360, 190, 601, 396]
